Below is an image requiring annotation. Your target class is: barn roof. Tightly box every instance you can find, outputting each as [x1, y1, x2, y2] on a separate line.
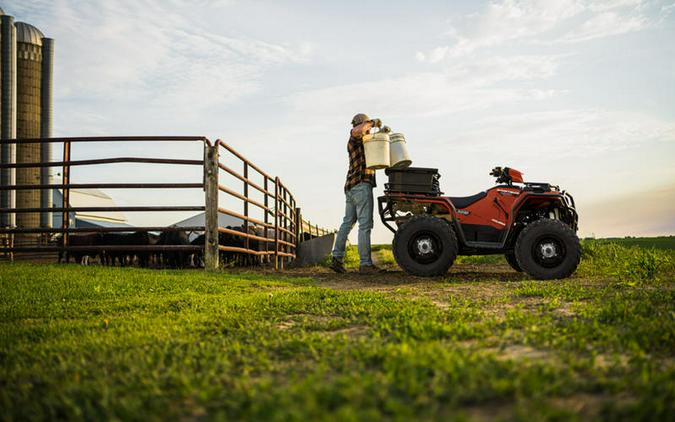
[172, 212, 241, 228]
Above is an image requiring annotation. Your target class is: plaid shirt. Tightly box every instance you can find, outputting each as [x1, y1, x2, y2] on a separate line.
[344, 130, 376, 193]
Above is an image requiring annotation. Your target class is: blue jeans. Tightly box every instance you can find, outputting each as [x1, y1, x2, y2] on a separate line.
[332, 182, 373, 267]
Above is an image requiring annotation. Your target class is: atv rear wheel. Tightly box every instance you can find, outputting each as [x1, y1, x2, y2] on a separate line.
[393, 215, 458, 277]
[514, 219, 580, 280]
[504, 252, 522, 272]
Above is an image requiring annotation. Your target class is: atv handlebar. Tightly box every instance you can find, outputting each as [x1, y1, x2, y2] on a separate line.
[490, 166, 512, 184]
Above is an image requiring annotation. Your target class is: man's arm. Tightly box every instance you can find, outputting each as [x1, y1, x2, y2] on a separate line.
[351, 120, 376, 138]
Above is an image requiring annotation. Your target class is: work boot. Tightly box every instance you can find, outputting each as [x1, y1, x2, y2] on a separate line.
[359, 264, 385, 274]
[329, 257, 346, 273]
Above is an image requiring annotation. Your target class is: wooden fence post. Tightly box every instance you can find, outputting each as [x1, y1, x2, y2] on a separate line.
[204, 144, 219, 271]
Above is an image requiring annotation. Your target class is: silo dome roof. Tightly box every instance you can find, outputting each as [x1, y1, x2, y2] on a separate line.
[15, 22, 45, 46]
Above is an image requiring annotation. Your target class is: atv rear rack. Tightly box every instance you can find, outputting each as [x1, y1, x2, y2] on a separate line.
[384, 167, 442, 196]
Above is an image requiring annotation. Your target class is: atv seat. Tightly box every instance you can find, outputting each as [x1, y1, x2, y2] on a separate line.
[446, 192, 487, 209]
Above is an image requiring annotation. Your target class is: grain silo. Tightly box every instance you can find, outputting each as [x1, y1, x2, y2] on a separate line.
[40, 37, 54, 228]
[15, 22, 44, 233]
[0, 10, 17, 228]
[0, 11, 54, 243]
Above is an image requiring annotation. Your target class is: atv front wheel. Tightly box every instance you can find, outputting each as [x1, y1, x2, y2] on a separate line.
[393, 215, 458, 277]
[504, 252, 522, 272]
[514, 219, 580, 280]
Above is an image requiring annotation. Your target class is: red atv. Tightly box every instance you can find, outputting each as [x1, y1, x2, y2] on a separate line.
[378, 167, 580, 279]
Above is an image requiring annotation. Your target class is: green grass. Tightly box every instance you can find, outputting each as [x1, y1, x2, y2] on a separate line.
[1, 242, 674, 421]
[578, 240, 675, 283]
[590, 236, 675, 250]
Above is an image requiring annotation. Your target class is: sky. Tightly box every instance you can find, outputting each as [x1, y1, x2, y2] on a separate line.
[5, 0, 675, 243]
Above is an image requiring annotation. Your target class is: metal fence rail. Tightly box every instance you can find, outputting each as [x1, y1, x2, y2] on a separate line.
[0, 136, 208, 261]
[0, 136, 332, 270]
[211, 140, 301, 270]
[301, 220, 332, 238]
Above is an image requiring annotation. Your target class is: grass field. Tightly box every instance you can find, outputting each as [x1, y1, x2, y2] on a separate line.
[591, 236, 675, 251]
[1, 240, 674, 421]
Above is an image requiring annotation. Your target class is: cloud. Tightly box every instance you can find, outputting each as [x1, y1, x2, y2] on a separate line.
[5, 0, 312, 108]
[451, 109, 675, 158]
[662, 1, 675, 14]
[415, 0, 585, 61]
[283, 54, 564, 125]
[586, 0, 646, 13]
[558, 11, 648, 42]
[415, 0, 657, 62]
[416, 46, 450, 64]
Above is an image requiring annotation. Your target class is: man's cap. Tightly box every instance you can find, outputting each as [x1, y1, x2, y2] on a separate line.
[351, 113, 370, 126]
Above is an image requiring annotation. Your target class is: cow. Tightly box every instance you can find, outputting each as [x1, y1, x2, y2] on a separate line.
[212, 228, 238, 267]
[187, 225, 282, 268]
[190, 234, 205, 268]
[58, 233, 102, 265]
[143, 232, 160, 268]
[157, 230, 190, 268]
[100, 231, 150, 267]
[190, 226, 255, 267]
[221, 225, 274, 267]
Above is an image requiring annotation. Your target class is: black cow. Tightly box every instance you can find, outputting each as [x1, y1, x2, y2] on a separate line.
[222, 225, 271, 267]
[158, 230, 190, 268]
[143, 232, 160, 267]
[190, 234, 205, 268]
[219, 226, 247, 266]
[190, 227, 252, 267]
[188, 225, 279, 268]
[58, 233, 102, 265]
[100, 231, 150, 267]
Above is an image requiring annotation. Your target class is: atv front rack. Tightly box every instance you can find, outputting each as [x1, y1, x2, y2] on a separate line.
[378, 195, 397, 234]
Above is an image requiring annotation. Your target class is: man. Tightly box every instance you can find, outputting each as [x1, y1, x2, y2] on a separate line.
[330, 113, 384, 274]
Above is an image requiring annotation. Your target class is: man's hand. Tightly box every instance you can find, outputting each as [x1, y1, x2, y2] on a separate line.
[370, 118, 382, 128]
[351, 120, 374, 138]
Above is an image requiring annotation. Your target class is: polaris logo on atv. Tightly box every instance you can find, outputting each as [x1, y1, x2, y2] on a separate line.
[457, 210, 470, 216]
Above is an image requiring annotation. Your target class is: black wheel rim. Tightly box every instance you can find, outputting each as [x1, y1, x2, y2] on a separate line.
[531, 235, 566, 268]
[407, 230, 443, 265]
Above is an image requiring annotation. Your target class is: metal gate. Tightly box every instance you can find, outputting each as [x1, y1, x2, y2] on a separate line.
[0, 136, 331, 270]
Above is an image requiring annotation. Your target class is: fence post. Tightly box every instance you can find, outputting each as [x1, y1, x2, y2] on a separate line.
[243, 162, 249, 252]
[204, 144, 219, 271]
[62, 140, 71, 263]
[282, 188, 288, 268]
[264, 177, 269, 262]
[274, 177, 280, 271]
[295, 207, 301, 246]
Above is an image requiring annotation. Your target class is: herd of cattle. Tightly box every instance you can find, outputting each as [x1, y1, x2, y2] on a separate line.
[57, 225, 296, 268]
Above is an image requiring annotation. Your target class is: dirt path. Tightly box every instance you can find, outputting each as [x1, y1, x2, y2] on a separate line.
[271, 262, 537, 315]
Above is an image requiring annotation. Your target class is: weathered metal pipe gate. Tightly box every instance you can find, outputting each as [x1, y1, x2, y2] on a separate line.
[208, 139, 313, 271]
[0, 136, 331, 270]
